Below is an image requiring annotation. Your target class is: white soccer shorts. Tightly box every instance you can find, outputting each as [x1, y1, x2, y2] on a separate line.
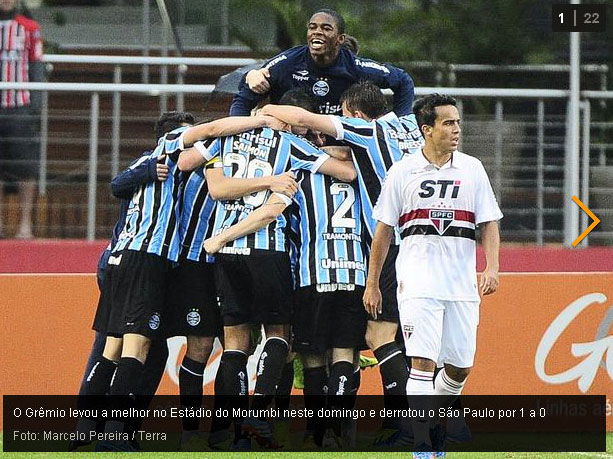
[398, 297, 480, 368]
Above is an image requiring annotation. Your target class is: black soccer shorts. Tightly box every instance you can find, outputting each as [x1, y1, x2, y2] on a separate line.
[214, 250, 293, 327]
[165, 258, 221, 338]
[293, 285, 367, 355]
[104, 250, 172, 338]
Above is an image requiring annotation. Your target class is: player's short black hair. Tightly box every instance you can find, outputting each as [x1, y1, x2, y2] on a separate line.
[279, 88, 318, 113]
[155, 111, 195, 140]
[311, 8, 345, 34]
[413, 94, 457, 132]
[340, 80, 389, 119]
[342, 35, 359, 55]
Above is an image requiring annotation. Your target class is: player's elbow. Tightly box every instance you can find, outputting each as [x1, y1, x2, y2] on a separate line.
[177, 154, 196, 172]
[207, 184, 225, 201]
[338, 165, 357, 183]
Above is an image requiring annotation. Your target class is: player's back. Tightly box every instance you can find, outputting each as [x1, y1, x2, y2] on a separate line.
[210, 127, 328, 253]
[291, 169, 366, 287]
[113, 130, 185, 261]
[178, 165, 218, 262]
[332, 112, 423, 245]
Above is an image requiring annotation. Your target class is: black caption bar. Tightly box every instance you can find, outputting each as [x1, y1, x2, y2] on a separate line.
[3, 395, 606, 452]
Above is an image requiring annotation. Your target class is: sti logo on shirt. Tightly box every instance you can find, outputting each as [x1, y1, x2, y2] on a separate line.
[418, 180, 461, 199]
[430, 210, 455, 234]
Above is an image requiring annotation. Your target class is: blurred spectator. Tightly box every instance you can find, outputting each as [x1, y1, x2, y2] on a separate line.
[0, 0, 44, 239]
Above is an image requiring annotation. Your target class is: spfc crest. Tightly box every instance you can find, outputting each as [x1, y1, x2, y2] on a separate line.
[429, 209, 455, 234]
[403, 324, 414, 341]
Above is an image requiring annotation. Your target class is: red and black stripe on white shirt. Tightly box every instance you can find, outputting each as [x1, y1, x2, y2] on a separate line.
[0, 14, 43, 109]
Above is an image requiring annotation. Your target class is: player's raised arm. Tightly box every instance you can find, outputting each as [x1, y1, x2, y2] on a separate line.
[260, 104, 337, 137]
[110, 150, 161, 199]
[316, 156, 357, 183]
[204, 194, 289, 254]
[479, 220, 500, 295]
[180, 115, 285, 148]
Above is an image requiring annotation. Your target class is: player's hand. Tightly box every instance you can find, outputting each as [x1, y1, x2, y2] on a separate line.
[363, 284, 383, 320]
[156, 154, 169, 181]
[269, 172, 298, 197]
[480, 267, 499, 295]
[261, 115, 290, 132]
[204, 235, 225, 254]
[246, 68, 271, 94]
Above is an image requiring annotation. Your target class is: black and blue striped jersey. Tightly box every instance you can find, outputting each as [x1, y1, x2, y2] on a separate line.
[330, 112, 423, 246]
[112, 127, 187, 262]
[291, 170, 367, 287]
[178, 164, 217, 263]
[199, 127, 329, 254]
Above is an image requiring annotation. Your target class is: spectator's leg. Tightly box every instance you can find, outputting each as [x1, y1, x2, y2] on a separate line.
[15, 179, 35, 239]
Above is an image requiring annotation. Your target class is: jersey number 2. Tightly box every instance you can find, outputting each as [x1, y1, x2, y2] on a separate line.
[330, 182, 356, 228]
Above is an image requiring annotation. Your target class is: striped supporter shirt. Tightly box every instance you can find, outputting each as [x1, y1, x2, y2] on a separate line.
[0, 14, 43, 108]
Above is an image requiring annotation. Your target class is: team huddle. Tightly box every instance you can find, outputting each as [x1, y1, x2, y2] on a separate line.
[75, 9, 501, 457]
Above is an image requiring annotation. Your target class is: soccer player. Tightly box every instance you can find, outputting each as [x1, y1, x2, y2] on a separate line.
[230, 8, 414, 116]
[85, 113, 283, 451]
[73, 112, 193, 452]
[167, 135, 299, 451]
[260, 81, 424, 432]
[0, 0, 44, 238]
[207, 90, 366, 448]
[177, 97, 355, 449]
[363, 94, 502, 458]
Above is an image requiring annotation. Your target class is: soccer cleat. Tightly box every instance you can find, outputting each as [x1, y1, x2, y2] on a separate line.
[412, 452, 434, 459]
[359, 353, 378, 370]
[241, 416, 279, 449]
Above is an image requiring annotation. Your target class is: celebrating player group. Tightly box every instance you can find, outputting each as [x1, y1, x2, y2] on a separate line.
[75, 8, 501, 458]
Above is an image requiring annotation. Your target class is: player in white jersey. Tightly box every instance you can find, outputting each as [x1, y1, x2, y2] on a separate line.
[364, 94, 502, 458]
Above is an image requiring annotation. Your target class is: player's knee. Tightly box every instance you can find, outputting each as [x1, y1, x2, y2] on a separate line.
[365, 321, 396, 350]
[263, 323, 290, 341]
[186, 336, 214, 363]
[444, 364, 472, 382]
[411, 357, 436, 372]
[121, 333, 152, 363]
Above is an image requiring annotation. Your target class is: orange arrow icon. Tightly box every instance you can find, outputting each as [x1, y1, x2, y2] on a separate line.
[571, 196, 600, 247]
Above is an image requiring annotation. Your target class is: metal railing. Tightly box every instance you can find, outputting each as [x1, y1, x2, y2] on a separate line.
[1, 78, 610, 245]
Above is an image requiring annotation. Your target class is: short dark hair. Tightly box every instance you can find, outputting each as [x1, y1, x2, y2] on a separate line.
[155, 111, 195, 140]
[413, 94, 457, 132]
[311, 8, 345, 34]
[342, 35, 359, 55]
[279, 88, 318, 112]
[340, 81, 389, 119]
